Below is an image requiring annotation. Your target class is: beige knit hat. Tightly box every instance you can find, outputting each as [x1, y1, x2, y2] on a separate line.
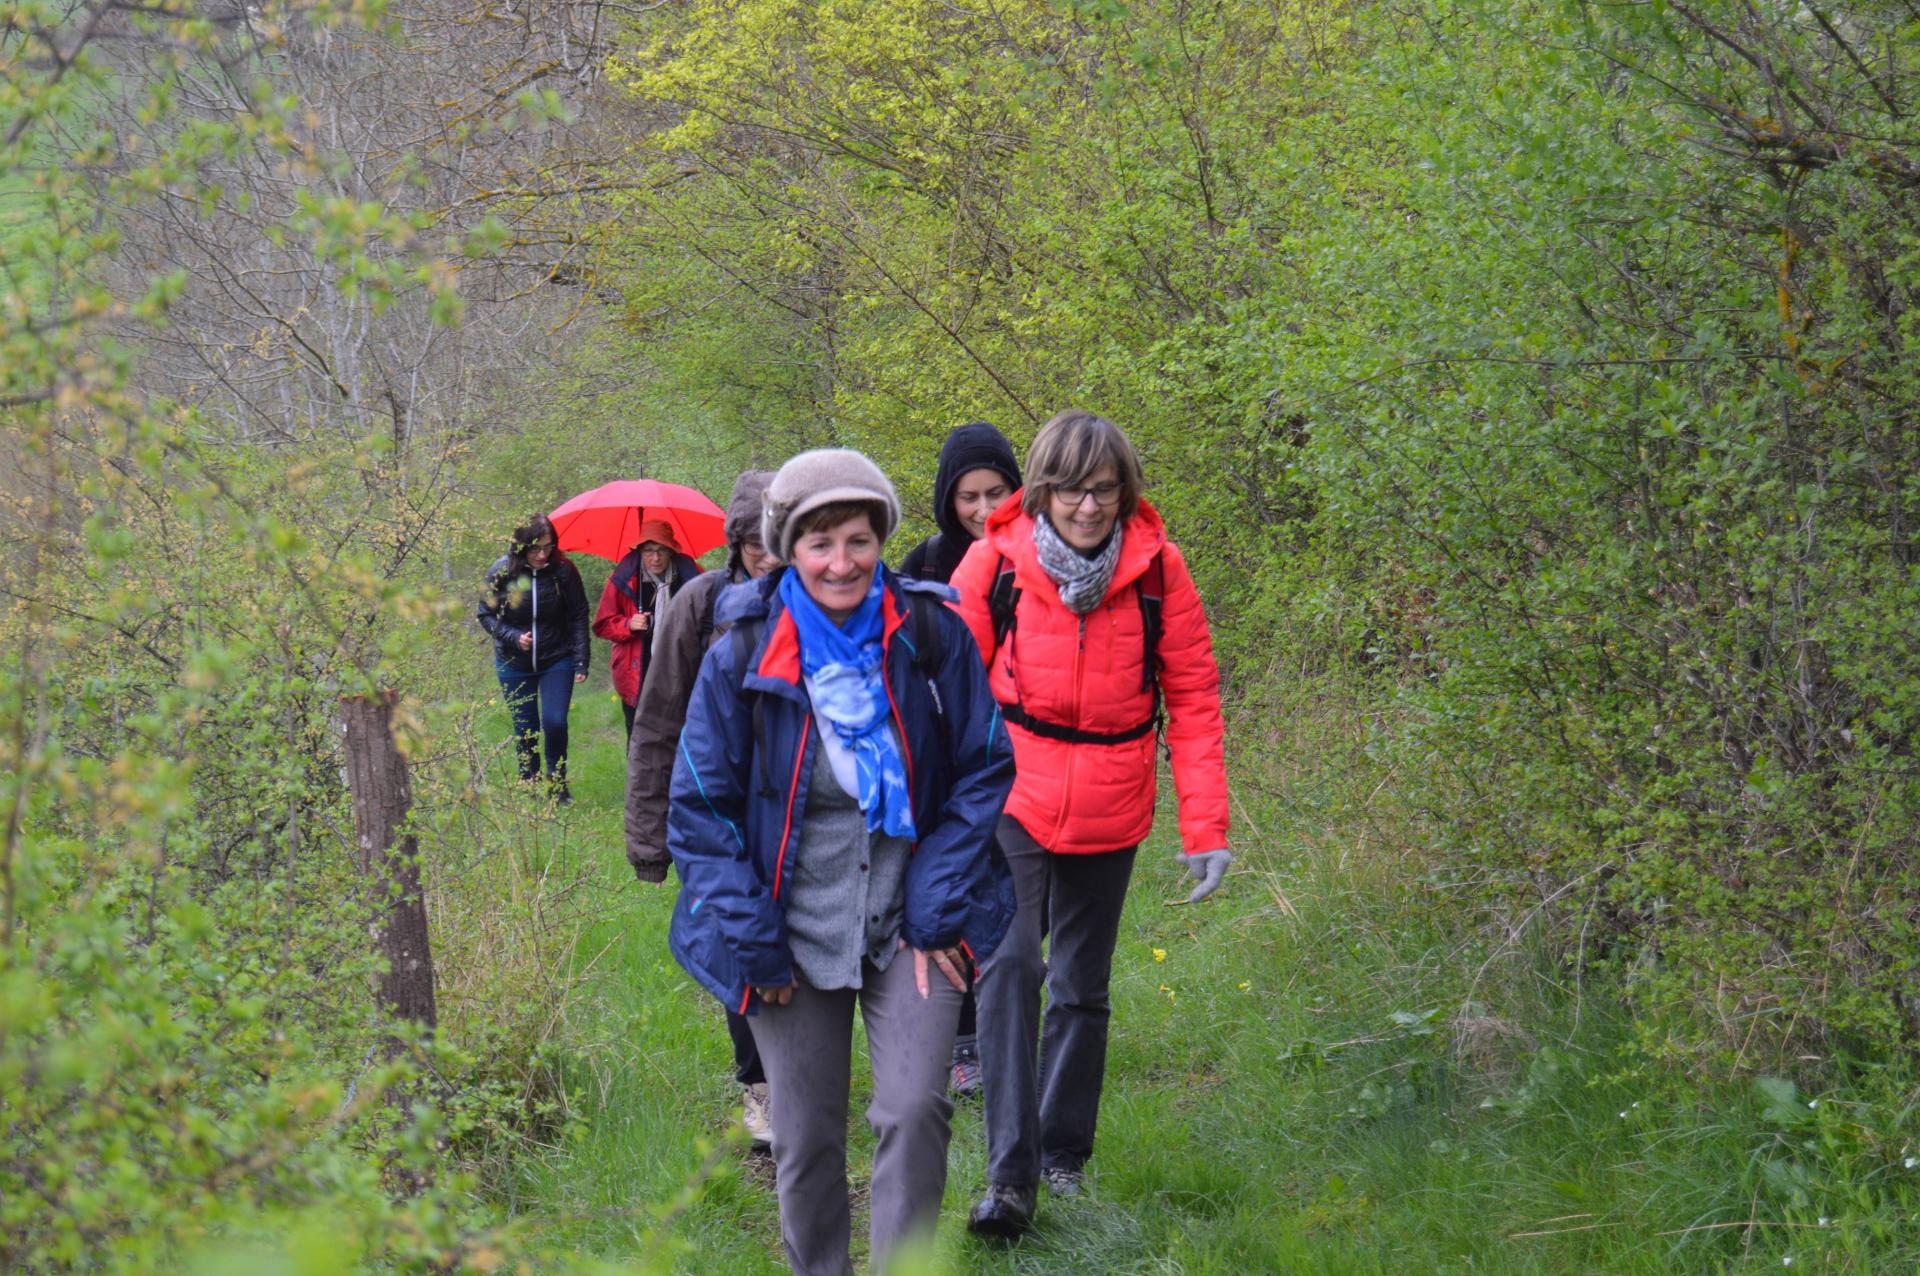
[761, 448, 901, 562]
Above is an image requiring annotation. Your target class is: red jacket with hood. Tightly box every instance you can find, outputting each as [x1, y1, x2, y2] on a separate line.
[949, 497, 1229, 857]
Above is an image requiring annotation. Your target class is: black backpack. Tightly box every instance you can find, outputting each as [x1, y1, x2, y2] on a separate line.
[987, 551, 1165, 745]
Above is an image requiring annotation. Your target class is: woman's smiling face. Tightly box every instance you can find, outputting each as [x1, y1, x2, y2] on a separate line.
[1046, 461, 1122, 552]
[791, 511, 880, 621]
[951, 467, 1013, 541]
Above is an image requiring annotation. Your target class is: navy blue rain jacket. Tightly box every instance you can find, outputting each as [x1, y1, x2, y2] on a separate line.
[666, 567, 1017, 1014]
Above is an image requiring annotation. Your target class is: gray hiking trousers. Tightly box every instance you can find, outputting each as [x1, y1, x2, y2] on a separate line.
[747, 953, 963, 1275]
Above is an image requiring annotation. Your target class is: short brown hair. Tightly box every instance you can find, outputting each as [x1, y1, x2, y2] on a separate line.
[792, 499, 883, 542]
[1021, 410, 1145, 521]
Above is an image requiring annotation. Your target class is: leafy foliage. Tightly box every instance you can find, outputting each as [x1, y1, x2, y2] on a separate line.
[1287, 0, 1920, 1065]
[1, 3, 600, 1268]
[599, 0, 1920, 1069]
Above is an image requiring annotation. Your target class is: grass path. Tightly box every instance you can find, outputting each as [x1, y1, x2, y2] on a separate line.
[490, 690, 1841, 1274]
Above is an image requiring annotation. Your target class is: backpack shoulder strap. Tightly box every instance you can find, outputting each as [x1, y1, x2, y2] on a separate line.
[727, 615, 779, 797]
[697, 578, 722, 651]
[988, 554, 1020, 658]
[1136, 550, 1166, 695]
[908, 591, 944, 678]
[730, 615, 757, 683]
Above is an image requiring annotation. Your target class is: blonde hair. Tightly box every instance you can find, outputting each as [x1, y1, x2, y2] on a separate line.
[1021, 410, 1145, 521]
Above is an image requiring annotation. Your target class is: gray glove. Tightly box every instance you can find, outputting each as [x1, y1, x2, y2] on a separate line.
[1182, 849, 1232, 903]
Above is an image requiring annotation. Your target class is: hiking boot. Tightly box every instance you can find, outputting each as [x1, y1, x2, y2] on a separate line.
[949, 1034, 981, 1098]
[966, 1183, 1036, 1241]
[741, 1082, 773, 1151]
[1042, 1166, 1085, 1198]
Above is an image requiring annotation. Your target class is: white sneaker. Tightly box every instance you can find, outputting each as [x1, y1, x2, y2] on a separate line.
[742, 1082, 773, 1149]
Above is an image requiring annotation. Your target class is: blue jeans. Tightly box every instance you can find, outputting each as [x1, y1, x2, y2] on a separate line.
[497, 659, 574, 782]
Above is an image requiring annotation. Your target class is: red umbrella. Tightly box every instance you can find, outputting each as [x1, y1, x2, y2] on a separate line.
[550, 479, 727, 562]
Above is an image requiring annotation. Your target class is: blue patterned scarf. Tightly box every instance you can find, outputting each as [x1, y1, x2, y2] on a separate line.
[778, 569, 917, 840]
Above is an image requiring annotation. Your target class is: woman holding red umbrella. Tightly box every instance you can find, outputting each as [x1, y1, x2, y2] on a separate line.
[548, 478, 725, 741]
[593, 520, 701, 740]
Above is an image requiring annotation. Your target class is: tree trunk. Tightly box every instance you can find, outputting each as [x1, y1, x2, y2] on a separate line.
[340, 690, 438, 1034]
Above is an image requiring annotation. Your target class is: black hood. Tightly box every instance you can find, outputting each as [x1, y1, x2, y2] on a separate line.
[932, 422, 1021, 543]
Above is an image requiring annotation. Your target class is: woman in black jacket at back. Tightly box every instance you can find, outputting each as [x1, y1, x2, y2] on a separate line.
[900, 422, 1022, 586]
[477, 513, 590, 802]
[898, 421, 1021, 1096]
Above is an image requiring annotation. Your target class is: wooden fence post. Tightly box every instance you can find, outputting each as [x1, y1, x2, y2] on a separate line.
[340, 690, 438, 1034]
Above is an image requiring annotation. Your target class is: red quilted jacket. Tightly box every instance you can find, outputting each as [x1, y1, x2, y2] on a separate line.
[950, 498, 1230, 856]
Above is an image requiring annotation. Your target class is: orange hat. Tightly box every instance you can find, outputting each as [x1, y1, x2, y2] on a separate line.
[635, 519, 682, 554]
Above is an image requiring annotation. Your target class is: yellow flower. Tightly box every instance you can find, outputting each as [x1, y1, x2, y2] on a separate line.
[1152, 948, 1167, 963]
[1239, 981, 1251, 991]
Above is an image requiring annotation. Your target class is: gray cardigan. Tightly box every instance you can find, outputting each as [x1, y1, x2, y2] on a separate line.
[783, 728, 911, 989]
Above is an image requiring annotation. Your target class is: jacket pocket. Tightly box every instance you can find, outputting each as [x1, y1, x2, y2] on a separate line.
[961, 840, 1019, 966]
[669, 901, 746, 1011]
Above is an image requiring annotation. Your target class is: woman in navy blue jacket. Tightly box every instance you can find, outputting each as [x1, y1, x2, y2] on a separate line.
[667, 449, 1014, 1276]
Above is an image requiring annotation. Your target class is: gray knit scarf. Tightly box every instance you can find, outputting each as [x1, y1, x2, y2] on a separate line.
[1032, 514, 1123, 614]
[641, 565, 672, 661]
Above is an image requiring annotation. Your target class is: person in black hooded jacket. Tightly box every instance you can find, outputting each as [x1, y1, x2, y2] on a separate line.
[897, 420, 1021, 1099]
[477, 513, 591, 801]
[899, 422, 1022, 585]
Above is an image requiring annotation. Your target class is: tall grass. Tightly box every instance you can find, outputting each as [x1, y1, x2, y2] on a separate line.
[481, 671, 1920, 1274]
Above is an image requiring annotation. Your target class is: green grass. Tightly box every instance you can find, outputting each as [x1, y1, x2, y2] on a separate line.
[476, 686, 1920, 1274]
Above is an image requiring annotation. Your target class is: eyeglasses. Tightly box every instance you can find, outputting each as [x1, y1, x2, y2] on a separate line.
[1054, 481, 1123, 508]
[527, 539, 556, 554]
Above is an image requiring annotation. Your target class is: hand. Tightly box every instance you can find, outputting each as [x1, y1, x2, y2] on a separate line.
[516, 631, 533, 651]
[757, 981, 796, 1007]
[629, 612, 649, 632]
[573, 671, 586, 684]
[903, 938, 970, 998]
[1182, 849, 1233, 904]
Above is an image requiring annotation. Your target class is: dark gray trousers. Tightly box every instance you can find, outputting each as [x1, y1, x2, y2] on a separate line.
[747, 954, 962, 1276]
[976, 814, 1138, 1188]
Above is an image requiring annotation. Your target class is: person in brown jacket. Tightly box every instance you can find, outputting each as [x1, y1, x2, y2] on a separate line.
[624, 468, 779, 1145]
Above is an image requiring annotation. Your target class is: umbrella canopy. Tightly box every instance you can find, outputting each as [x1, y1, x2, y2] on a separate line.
[550, 479, 727, 562]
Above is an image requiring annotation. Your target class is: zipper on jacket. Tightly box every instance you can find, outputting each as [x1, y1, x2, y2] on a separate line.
[532, 566, 539, 667]
[772, 718, 811, 902]
[881, 662, 917, 852]
[1054, 614, 1088, 847]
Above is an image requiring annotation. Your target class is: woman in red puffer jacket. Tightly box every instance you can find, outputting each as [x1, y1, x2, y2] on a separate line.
[950, 409, 1232, 1240]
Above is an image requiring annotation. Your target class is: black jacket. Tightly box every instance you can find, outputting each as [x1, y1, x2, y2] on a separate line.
[899, 421, 1021, 584]
[477, 553, 591, 674]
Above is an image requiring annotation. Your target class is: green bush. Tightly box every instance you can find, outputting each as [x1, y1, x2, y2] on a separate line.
[1289, 0, 1920, 1066]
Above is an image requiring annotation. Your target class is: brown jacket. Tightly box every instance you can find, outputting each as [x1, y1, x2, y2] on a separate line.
[624, 567, 738, 880]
